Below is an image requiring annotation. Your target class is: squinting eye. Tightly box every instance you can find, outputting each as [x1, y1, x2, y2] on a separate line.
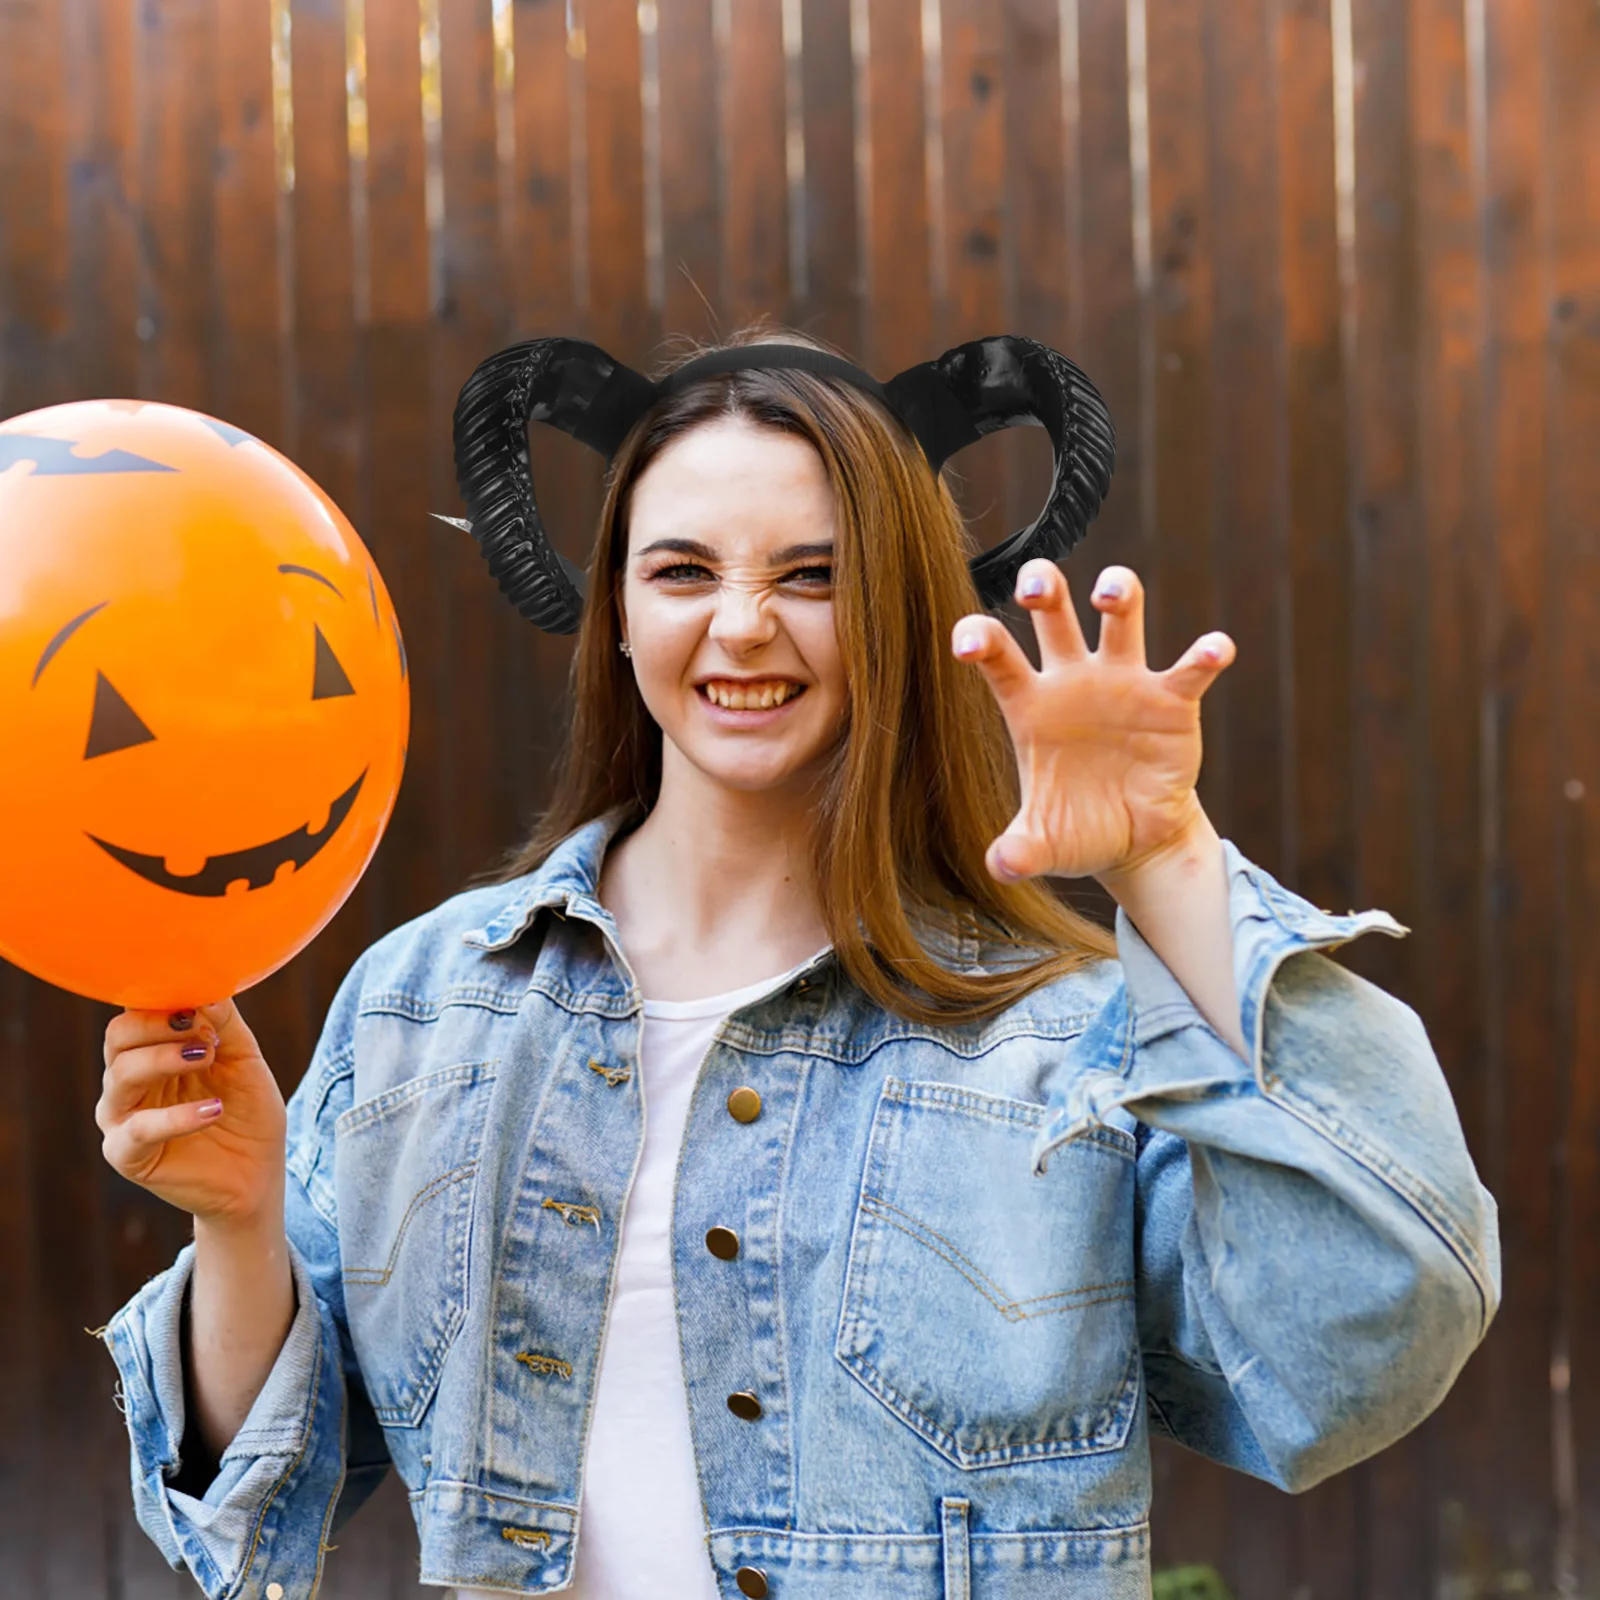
[653, 563, 714, 582]
[311, 625, 355, 700]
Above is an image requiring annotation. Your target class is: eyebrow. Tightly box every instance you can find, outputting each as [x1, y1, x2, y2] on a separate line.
[32, 600, 110, 686]
[634, 537, 835, 565]
[278, 563, 344, 598]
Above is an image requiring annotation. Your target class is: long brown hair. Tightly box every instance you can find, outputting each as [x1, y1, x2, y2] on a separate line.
[498, 321, 1115, 1022]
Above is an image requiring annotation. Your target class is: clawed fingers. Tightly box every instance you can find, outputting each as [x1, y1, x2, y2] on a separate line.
[1013, 559, 1088, 664]
[1165, 630, 1237, 699]
[1090, 566, 1146, 666]
[952, 614, 1035, 703]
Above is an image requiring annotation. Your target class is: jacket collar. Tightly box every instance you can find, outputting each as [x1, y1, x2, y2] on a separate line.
[460, 806, 984, 972]
[460, 809, 632, 952]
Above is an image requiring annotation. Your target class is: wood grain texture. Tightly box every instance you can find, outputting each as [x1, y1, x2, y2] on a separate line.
[1544, 0, 1599, 1591]
[0, 4, 1590, 1596]
[859, 0, 932, 374]
[939, 0, 1008, 553]
[1469, 0, 1560, 1591]
[722, 0, 791, 330]
[797, 0, 861, 355]
[657, 0, 722, 339]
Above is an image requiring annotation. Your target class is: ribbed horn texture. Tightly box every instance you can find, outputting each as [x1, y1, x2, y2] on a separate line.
[890, 336, 1115, 609]
[452, 338, 592, 634]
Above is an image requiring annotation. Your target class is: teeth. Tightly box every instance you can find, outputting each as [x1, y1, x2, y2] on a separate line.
[704, 680, 801, 709]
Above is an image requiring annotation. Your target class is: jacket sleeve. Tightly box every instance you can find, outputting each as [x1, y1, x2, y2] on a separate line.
[100, 953, 389, 1598]
[1031, 840, 1501, 1492]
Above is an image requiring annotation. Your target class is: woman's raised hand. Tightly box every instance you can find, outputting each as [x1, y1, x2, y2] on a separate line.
[953, 558, 1235, 885]
[97, 1001, 287, 1228]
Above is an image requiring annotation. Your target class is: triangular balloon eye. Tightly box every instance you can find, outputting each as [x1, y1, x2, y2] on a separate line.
[312, 625, 356, 700]
[85, 672, 157, 759]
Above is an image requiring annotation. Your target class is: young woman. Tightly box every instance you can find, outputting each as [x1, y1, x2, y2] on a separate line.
[98, 326, 1498, 1600]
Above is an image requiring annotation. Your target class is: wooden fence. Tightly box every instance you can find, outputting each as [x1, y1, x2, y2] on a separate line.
[1, 0, 1596, 1594]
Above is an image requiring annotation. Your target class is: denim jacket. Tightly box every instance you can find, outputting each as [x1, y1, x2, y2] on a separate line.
[104, 815, 1500, 1600]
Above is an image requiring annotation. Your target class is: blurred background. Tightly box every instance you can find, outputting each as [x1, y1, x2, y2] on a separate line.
[1, 0, 1596, 1595]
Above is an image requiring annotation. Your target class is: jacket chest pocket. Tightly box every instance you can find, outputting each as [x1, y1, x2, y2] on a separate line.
[835, 1077, 1140, 1470]
[335, 1061, 497, 1426]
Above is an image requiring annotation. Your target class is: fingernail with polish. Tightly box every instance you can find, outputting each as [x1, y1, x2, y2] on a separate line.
[954, 630, 982, 658]
[1094, 579, 1124, 602]
[197, 1100, 223, 1120]
[169, 1011, 195, 1032]
[181, 1043, 209, 1061]
[1018, 573, 1047, 599]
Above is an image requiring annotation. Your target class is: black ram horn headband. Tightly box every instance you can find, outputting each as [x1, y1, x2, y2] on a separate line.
[437, 334, 1115, 634]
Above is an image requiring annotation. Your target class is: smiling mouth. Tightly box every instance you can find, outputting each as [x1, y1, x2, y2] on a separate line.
[87, 771, 367, 897]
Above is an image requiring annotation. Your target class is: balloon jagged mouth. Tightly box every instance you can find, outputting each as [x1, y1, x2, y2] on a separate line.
[86, 770, 368, 897]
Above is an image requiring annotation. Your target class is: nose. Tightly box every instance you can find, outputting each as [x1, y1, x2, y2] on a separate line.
[707, 578, 778, 651]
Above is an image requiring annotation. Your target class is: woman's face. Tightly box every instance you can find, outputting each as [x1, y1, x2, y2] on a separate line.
[619, 416, 848, 799]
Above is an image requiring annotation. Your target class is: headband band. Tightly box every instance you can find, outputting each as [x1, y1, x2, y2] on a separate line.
[440, 334, 1114, 633]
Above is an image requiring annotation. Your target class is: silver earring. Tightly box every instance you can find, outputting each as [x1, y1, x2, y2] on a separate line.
[618, 639, 633, 657]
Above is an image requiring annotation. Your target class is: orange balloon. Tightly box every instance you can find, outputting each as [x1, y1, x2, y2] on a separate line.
[0, 400, 409, 1009]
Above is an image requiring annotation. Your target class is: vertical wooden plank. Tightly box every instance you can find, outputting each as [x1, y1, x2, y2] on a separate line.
[364, 0, 446, 929]
[213, 0, 288, 444]
[1341, 2, 1427, 1592]
[859, 0, 931, 375]
[797, 0, 861, 356]
[31, 988, 116, 1598]
[0, 0, 73, 413]
[1464, 0, 1557, 1591]
[1195, 1, 1299, 1585]
[1398, 1, 1492, 1597]
[62, 0, 141, 403]
[273, 0, 361, 1105]
[1134, 0, 1226, 1562]
[1344, 0, 1423, 994]
[1069, 0, 1142, 605]
[1272, 54, 1364, 1577]
[1141, 0, 1229, 1563]
[135, 0, 218, 410]
[999, 0, 1068, 537]
[657, 0, 722, 338]
[580, 0, 652, 364]
[1545, 0, 1600, 1590]
[0, 973, 44, 1591]
[432, 0, 514, 890]
[1277, 0, 1354, 921]
[510, 0, 596, 816]
[1141, 0, 1217, 798]
[1201, 0, 1287, 873]
[939, 0, 1008, 553]
[723, 0, 791, 330]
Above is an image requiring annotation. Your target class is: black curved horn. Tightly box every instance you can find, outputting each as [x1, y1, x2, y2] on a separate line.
[885, 335, 1115, 608]
[451, 337, 655, 634]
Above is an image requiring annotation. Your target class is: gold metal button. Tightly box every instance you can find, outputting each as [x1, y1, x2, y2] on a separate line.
[727, 1086, 762, 1123]
[705, 1226, 740, 1260]
[727, 1390, 763, 1422]
[736, 1568, 769, 1598]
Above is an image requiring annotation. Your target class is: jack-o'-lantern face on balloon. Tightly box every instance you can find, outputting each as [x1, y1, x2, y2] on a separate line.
[0, 400, 409, 1009]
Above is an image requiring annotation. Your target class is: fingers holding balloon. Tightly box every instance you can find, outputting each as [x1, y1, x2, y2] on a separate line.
[1165, 630, 1238, 701]
[98, 1034, 219, 1124]
[102, 1099, 227, 1182]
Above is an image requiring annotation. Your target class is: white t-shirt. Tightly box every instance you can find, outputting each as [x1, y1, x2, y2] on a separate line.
[457, 952, 825, 1600]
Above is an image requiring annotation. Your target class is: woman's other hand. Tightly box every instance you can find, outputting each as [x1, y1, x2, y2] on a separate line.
[97, 1000, 287, 1228]
[953, 559, 1235, 886]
